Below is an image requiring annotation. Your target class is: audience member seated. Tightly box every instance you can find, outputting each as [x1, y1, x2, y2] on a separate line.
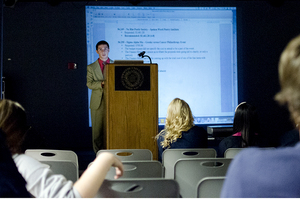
[0, 129, 30, 197]
[155, 98, 207, 162]
[217, 102, 261, 157]
[0, 99, 124, 198]
[221, 34, 300, 197]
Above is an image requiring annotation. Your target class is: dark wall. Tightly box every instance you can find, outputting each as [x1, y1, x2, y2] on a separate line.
[233, 1, 300, 146]
[2, 1, 299, 151]
[3, 2, 91, 150]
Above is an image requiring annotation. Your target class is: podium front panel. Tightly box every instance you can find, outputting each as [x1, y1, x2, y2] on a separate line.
[104, 63, 158, 160]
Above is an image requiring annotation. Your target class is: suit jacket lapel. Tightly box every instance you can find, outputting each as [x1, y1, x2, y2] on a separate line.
[93, 60, 103, 80]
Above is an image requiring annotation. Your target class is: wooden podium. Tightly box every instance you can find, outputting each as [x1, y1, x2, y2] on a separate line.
[103, 62, 158, 160]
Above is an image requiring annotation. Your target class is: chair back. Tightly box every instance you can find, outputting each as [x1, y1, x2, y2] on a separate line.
[25, 149, 78, 182]
[197, 176, 225, 198]
[97, 149, 152, 161]
[174, 158, 231, 198]
[224, 147, 275, 159]
[162, 148, 216, 179]
[105, 160, 163, 179]
[224, 148, 243, 158]
[96, 179, 180, 198]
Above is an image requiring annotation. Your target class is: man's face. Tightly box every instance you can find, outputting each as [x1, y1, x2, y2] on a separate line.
[96, 44, 110, 61]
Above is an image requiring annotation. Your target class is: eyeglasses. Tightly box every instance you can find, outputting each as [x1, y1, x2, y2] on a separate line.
[98, 47, 109, 52]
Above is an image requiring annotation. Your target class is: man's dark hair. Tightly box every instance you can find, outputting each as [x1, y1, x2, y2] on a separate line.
[96, 40, 109, 50]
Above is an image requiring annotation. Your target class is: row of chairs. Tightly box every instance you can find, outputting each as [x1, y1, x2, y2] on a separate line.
[24, 148, 243, 198]
[97, 148, 238, 198]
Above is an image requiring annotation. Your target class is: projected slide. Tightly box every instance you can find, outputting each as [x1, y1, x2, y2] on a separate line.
[86, 6, 238, 126]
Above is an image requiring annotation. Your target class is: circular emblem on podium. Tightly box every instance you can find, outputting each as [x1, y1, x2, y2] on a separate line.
[121, 67, 144, 90]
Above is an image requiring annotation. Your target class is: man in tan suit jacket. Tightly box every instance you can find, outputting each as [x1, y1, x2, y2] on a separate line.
[87, 40, 113, 153]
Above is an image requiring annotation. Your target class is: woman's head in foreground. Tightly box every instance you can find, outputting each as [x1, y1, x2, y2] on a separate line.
[0, 99, 28, 154]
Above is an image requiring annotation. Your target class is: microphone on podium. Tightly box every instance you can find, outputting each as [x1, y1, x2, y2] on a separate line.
[138, 51, 146, 57]
[138, 51, 152, 64]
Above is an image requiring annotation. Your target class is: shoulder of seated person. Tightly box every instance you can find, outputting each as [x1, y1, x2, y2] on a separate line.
[14, 154, 49, 168]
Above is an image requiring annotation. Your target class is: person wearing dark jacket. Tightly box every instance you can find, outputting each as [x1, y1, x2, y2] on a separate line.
[221, 34, 300, 197]
[0, 129, 30, 197]
[218, 102, 261, 157]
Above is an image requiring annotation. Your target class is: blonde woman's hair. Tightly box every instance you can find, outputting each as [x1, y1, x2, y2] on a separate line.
[156, 98, 194, 148]
[275, 35, 300, 126]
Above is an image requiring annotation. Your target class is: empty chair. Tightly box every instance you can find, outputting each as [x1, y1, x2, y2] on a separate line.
[224, 148, 243, 158]
[162, 148, 216, 179]
[24, 149, 78, 182]
[96, 179, 180, 198]
[96, 149, 152, 161]
[105, 160, 163, 179]
[174, 158, 232, 198]
[197, 176, 225, 198]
